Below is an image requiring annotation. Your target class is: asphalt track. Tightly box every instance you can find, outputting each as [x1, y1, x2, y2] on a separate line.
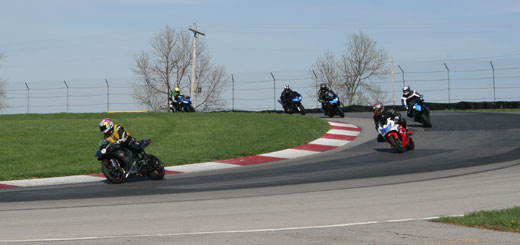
[2, 112, 520, 244]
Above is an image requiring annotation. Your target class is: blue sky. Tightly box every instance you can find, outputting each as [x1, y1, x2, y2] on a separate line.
[1, 0, 520, 113]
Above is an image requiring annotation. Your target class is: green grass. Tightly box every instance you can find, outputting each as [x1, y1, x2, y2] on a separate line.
[435, 206, 520, 232]
[0, 112, 329, 181]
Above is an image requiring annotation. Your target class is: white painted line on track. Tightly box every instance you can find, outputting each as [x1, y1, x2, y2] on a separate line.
[0, 215, 463, 243]
[309, 138, 351, 146]
[328, 122, 357, 128]
[327, 129, 360, 136]
[165, 162, 240, 173]
[0, 175, 103, 187]
[259, 149, 319, 159]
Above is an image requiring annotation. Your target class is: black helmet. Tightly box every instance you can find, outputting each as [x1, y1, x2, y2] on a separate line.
[319, 83, 329, 92]
[283, 84, 291, 93]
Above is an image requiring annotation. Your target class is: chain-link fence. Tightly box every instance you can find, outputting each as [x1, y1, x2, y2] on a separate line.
[3, 59, 520, 114]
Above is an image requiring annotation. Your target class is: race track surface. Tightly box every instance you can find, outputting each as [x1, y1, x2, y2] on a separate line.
[2, 112, 520, 244]
[2, 112, 519, 202]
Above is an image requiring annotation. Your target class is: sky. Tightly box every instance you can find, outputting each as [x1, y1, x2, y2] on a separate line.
[1, 0, 520, 113]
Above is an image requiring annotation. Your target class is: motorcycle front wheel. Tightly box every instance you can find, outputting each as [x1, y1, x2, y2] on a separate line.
[406, 137, 415, 150]
[146, 154, 165, 180]
[102, 159, 126, 184]
[297, 103, 305, 115]
[387, 136, 405, 153]
[337, 107, 344, 118]
[421, 113, 432, 128]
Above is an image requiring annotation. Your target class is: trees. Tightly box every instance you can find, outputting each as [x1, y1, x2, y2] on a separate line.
[132, 25, 228, 112]
[312, 31, 389, 106]
[0, 51, 6, 111]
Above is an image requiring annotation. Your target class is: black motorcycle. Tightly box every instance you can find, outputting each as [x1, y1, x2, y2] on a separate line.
[322, 92, 344, 118]
[406, 96, 432, 128]
[279, 92, 305, 115]
[95, 139, 165, 183]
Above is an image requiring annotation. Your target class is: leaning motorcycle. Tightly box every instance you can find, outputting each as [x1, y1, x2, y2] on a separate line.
[406, 96, 432, 128]
[279, 93, 305, 115]
[95, 139, 165, 183]
[322, 92, 344, 118]
[377, 117, 414, 153]
[169, 95, 195, 112]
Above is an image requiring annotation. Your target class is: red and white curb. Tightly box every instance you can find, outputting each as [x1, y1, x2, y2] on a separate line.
[0, 121, 360, 188]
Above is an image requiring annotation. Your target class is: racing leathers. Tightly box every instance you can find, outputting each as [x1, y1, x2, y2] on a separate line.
[401, 90, 423, 117]
[280, 90, 300, 112]
[374, 109, 407, 142]
[318, 89, 338, 112]
[104, 124, 143, 158]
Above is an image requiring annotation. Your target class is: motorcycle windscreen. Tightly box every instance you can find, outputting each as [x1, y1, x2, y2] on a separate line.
[378, 121, 394, 134]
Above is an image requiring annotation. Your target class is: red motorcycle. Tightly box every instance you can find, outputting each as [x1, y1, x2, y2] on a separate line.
[377, 118, 414, 153]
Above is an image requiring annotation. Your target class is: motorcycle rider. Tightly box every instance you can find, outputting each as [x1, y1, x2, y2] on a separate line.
[99, 118, 144, 159]
[373, 103, 407, 142]
[280, 85, 300, 113]
[401, 85, 424, 117]
[317, 83, 339, 114]
[169, 87, 182, 112]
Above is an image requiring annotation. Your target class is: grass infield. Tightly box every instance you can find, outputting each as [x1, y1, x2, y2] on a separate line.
[435, 206, 520, 233]
[0, 112, 329, 181]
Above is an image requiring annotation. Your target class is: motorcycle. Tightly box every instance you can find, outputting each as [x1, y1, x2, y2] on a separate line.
[95, 139, 165, 183]
[279, 93, 305, 115]
[406, 96, 432, 128]
[169, 95, 195, 112]
[377, 117, 414, 153]
[322, 92, 344, 118]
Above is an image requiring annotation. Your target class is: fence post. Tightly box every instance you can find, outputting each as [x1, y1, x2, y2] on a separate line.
[105, 79, 110, 112]
[25, 82, 30, 114]
[270, 72, 276, 111]
[63, 80, 69, 113]
[490, 61, 496, 102]
[231, 74, 235, 111]
[443, 63, 451, 103]
[312, 70, 318, 109]
[398, 65, 405, 87]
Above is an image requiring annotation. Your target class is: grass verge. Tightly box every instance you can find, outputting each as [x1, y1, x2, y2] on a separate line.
[0, 112, 329, 181]
[434, 206, 520, 233]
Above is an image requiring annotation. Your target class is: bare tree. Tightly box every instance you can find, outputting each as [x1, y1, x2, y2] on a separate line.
[132, 25, 228, 112]
[0, 51, 6, 111]
[312, 31, 389, 106]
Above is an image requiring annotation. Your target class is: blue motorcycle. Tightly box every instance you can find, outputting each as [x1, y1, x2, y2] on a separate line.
[279, 92, 305, 115]
[406, 96, 432, 128]
[169, 95, 195, 112]
[322, 92, 344, 118]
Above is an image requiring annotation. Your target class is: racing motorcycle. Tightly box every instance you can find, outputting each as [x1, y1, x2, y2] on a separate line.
[95, 139, 165, 183]
[377, 117, 414, 153]
[406, 96, 432, 128]
[278, 92, 305, 115]
[321, 92, 344, 118]
[169, 95, 195, 112]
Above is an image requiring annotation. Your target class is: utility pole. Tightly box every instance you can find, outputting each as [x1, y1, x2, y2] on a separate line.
[391, 56, 395, 105]
[189, 23, 205, 109]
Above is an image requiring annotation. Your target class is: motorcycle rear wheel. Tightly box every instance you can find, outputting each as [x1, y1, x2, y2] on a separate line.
[387, 136, 405, 153]
[102, 159, 126, 184]
[146, 154, 165, 180]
